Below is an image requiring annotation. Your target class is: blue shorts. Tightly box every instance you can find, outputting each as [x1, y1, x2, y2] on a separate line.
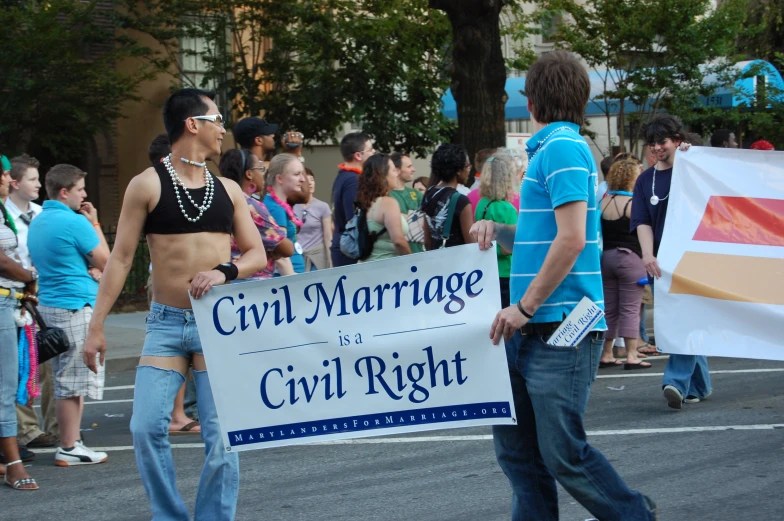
[141, 302, 203, 358]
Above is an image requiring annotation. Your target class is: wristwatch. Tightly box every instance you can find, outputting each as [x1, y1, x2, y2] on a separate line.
[29, 270, 38, 283]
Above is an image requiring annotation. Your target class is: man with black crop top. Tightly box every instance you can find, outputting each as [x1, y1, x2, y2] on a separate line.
[631, 114, 710, 411]
[82, 88, 266, 520]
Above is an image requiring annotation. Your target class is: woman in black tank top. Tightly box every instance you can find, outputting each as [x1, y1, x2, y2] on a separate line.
[599, 159, 650, 370]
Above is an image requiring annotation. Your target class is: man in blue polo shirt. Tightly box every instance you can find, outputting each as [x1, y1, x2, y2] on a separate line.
[28, 164, 110, 467]
[471, 51, 656, 521]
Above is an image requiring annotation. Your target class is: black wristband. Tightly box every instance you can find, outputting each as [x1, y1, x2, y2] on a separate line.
[517, 300, 534, 319]
[213, 263, 239, 282]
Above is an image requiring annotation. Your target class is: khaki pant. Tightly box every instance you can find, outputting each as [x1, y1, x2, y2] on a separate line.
[16, 359, 58, 445]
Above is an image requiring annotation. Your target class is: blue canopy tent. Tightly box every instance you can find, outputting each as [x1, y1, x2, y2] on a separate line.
[440, 60, 784, 121]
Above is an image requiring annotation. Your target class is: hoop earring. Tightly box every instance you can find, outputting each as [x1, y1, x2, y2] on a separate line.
[247, 182, 258, 194]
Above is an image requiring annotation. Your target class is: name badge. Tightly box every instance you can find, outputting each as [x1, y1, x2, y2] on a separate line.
[294, 241, 303, 255]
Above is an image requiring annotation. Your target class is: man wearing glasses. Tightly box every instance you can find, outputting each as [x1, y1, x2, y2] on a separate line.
[331, 132, 374, 267]
[81, 88, 267, 520]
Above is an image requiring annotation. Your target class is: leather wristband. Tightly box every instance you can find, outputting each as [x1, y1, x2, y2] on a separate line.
[213, 262, 239, 282]
[517, 300, 534, 319]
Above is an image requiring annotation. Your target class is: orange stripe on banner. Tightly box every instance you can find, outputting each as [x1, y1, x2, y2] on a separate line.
[670, 252, 784, 304]
[692, 196, 784, 247]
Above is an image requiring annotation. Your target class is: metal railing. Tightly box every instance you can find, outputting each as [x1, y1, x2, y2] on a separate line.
[105, 232, 150, 303]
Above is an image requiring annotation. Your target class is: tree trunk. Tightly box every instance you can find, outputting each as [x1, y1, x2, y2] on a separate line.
[431, 0, 508, 180]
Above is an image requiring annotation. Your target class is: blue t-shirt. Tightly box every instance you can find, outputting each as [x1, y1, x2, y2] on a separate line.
[264, 194, 305, 274]
[630, 166, 672, 256]
[510, 122, 607, 329]
[28, 200, 99, 309]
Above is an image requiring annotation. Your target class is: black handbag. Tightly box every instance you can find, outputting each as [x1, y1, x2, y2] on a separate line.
[23, 301, 71, 364]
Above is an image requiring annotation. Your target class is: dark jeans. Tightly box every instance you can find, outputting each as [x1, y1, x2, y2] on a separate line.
[493, 331, 656, 521]
[330, 245, 357, 268]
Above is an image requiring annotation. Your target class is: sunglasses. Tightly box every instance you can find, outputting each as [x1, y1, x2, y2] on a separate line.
[190, 114, 225, 128]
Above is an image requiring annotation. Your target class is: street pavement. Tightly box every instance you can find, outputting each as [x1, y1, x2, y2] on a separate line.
[5, 351, 784, 521]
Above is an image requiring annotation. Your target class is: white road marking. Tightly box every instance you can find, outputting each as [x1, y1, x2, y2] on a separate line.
[597, 368, 784, 379]
[29, 423, 784, 454]
[104, 385, 136, 391]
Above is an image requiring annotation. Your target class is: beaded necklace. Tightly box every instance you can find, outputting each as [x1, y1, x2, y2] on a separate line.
[163, 154, 214, 223]
[267, 186, 303, 227]
[173, 155, 207, 168]
[521, 126, 576, 192]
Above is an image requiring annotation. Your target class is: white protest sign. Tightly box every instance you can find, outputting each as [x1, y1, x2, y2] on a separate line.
[656, 147, 784, 360]
[190, 245, 516, 451]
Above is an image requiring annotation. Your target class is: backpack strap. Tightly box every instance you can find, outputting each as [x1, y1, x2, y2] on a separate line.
[441, 191, 462, 247]
[480, 200, 495, 221]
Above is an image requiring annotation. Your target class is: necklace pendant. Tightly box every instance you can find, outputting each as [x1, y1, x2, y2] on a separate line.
[650, 195, 659, 206]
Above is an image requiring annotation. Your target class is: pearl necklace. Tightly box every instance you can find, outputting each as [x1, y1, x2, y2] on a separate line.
[521, 126, 576, 192]
[163, 154, 214, 222]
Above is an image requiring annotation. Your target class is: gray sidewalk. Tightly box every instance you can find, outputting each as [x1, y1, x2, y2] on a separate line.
[104, 311, 147, 374]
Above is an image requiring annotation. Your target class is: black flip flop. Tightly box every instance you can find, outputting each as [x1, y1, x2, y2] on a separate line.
[624, 362, 652, 370]
[599, 360, 623, 369]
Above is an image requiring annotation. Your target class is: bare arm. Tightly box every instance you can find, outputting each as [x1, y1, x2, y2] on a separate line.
[636, 224, 660, 278]
[470, 221, 517, 252]
[380, 198, 412, 256]
[459, 204, 476, 244]
[321, 215, 334, 266]
[83, 173, 150, 372]
[270, 238, 295, 260]
[275, 257, 295, 275]
[0, 249, 35, 284]
[518, 201, 587, 314]
[79, 202, 110, 270]
[225, 180, 267, 278]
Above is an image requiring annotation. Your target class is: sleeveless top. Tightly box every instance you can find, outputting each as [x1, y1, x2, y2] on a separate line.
[144, 161, 234, 235]
[362, 198, 408, 263]
[600, 196, 642, 257]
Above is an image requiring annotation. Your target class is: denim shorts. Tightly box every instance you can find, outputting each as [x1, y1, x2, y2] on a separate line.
[141, 302, 203, 358]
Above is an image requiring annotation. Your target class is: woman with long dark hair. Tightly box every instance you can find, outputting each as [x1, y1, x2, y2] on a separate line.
[421, 144, 475, 249]
[356, 154, 411, 262]
[219, 149, 293, 278]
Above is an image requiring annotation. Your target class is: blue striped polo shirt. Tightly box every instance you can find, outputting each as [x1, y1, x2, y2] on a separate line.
[511, 122, 606, 329]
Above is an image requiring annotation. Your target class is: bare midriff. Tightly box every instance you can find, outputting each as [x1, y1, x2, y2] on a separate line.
[146, 232, 232, 309]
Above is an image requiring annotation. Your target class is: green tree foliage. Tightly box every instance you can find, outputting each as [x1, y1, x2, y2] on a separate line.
[0, 0, 152, 164]
[516, 0, 746, 155]
[736, 0, 784, 71]
[126, 0, 453, 158]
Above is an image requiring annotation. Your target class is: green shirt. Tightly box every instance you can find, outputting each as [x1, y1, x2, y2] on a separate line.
[390, 188, 425, 253]
[474, 197, 517, 278]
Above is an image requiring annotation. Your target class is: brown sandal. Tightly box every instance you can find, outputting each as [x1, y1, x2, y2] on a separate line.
[169, 420, 201, 436]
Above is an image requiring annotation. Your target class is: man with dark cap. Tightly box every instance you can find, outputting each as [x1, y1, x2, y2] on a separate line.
[232, 117, 304, 168]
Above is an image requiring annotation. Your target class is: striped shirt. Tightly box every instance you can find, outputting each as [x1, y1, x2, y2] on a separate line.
[510, 122, 606, 329]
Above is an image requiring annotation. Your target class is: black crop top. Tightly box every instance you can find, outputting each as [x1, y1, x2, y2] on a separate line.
[143, 161, 234, 235]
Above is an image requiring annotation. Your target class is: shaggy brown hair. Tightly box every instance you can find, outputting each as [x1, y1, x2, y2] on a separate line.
[525, 51, 590, 126]
[607, 159, 640, 193]
[357, 154, 392, 212]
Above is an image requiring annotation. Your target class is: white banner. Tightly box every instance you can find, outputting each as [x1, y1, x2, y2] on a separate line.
[656, 147, 784, 360]
[190, 245, 516, 451]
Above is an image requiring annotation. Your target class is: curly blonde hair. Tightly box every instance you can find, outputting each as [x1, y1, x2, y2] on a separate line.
[606, 159, 640, 192]
[479, 151, 516, 201]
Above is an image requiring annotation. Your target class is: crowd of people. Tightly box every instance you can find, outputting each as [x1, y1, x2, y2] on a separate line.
[0, 47, 777, 521]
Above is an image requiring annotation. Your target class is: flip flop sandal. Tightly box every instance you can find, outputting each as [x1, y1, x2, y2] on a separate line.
[599, 360, 623, 368]
[624, 361, 652, 370]
[169, 420, 201, 436]
[3, 460, 39, 491]
[637, 342, 659, 355]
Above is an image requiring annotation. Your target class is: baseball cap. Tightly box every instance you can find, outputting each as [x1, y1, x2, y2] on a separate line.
[1, 155, 10, 172]
[750, 139, 775, 151]
[232, 117, 280, 148]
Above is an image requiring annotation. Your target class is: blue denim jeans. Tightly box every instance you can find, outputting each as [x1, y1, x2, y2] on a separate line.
[662, 354, 711, 399]
[130, 303, 239, 521]
[493, 331, 656, 521]
[0, 296, 19, 438]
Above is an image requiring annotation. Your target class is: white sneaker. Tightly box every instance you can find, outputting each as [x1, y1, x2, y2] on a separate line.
[663, 385, 683, 410]
[55, 443, 108, 467]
